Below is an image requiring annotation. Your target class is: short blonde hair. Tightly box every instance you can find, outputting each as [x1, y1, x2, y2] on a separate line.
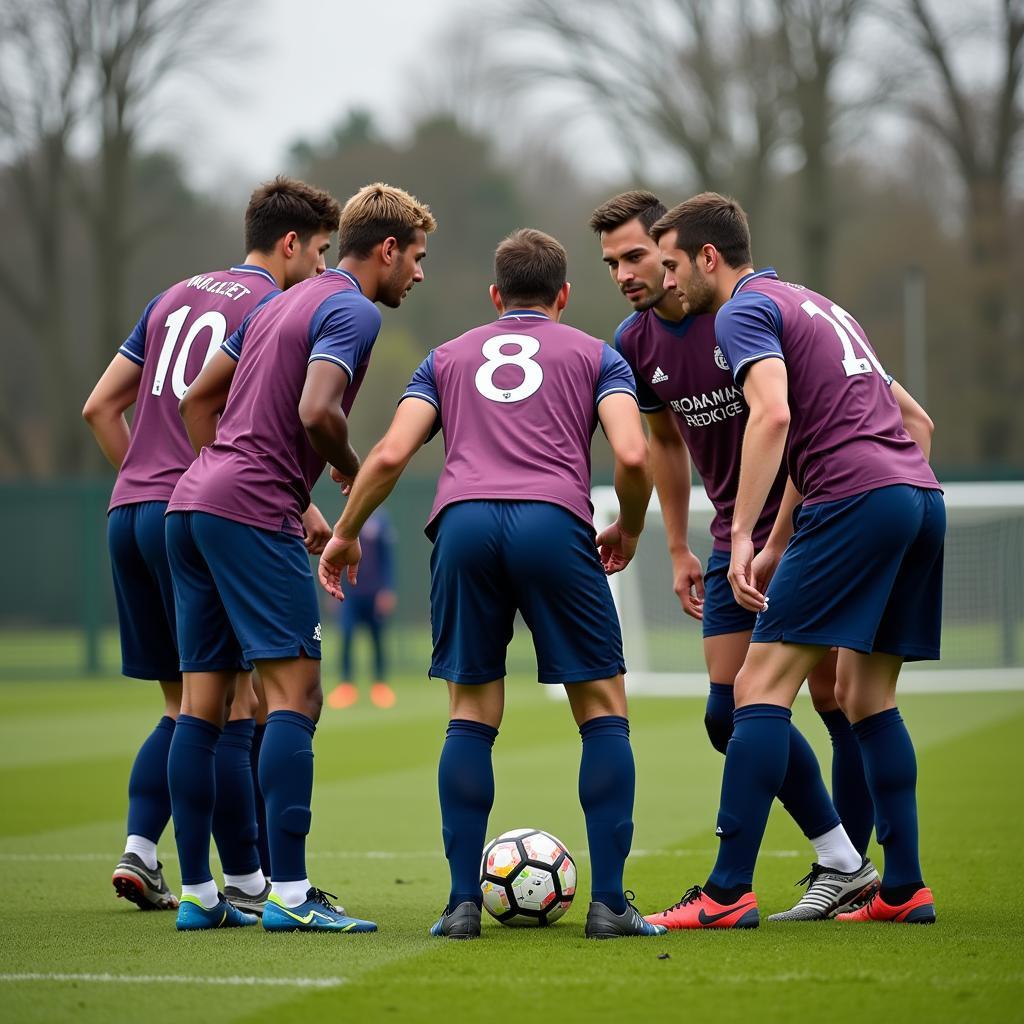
[338, 182, 436, 258]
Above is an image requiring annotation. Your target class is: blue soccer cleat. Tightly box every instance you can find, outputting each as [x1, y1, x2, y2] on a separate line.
[262, 887, 377, 933]
[175, 893, 259, 931]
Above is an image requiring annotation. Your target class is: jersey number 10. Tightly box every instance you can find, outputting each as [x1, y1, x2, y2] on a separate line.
[151, 305, 228, 399]
[800, 299, 887, 379]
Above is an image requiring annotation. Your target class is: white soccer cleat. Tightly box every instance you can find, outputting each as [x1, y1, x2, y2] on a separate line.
[767, 859, 880, 922]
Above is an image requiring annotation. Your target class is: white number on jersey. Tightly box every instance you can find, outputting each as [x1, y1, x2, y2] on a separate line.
[474, 334, 544, 403]
[800, 299, 888, 379]
[151, 304, 229, 399]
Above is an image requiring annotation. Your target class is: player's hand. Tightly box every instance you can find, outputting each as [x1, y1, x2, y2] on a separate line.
[750, 542, 784, 596]
[318, 534, 361, 601]
[375, 589, 397, 617]
[672, 548, 705, 620]
[595, 519, 640, 575]
[728, 534, 767, 613]
[301, 502, 332, 555]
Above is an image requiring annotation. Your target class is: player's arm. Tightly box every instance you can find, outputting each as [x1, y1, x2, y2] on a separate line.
[890, 380, 934, 461]
[82, 354, 143, 469]
[750, 476, 802, 595]
[647, 409, 704, 619]
[179, 350, 237, 454]
[595, 393, 653, 575]
[299, 361, 360, 480]
[318, 398, 436, 600]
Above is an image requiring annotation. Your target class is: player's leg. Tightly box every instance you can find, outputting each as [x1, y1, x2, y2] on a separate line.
[109, 502, 183, 910]
[428, 502, 512, 939]
[368, 598, 396, 708]
[329, 597, 359, 709]
[250, 673, 271, 881]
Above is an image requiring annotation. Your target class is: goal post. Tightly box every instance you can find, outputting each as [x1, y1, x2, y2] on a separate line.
[591, 481, 1024, 697]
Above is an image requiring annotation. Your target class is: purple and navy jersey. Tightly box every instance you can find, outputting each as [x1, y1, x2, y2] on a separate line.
[615, 310, 786, 551]
[168, 268, 381, 537]
[716, 269, 940, 505]
[402, 311, 637, 536]
[109, 265, 279, 512]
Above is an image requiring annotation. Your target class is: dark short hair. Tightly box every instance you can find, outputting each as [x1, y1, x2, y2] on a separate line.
[650, 191, 752, 268]
[336, 182, 436, 258]
[244, 176, 341, 253]
[589, 189, 667, 235]
[494, 228, 567, 307]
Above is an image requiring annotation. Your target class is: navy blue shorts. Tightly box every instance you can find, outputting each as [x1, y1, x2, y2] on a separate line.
[340, 592, 380, 629]
[108, 501, 181, 681]
[702, 548, 757, 639]
[429, 501, 625, 685]
[752, 485, 945, 660]
[165, 511, 321, 672]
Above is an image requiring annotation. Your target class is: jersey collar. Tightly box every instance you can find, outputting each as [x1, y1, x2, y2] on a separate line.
[327, 267, 363, 292]
[498, 310, 551, 321]
[732, 267, 778, 297]
[230, 264, 278, 286]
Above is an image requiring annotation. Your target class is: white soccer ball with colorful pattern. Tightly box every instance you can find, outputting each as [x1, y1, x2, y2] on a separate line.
[480, 828, 577, 926]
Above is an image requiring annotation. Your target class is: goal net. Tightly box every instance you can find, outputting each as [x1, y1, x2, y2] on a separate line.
[591, 482, 1024, 696]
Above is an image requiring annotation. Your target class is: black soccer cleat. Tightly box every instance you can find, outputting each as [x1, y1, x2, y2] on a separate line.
[112, 852, 178, 911]
[429, 901, 482, 939]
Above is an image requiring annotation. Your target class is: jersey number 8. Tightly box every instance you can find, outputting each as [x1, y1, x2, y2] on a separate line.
[474, 334, 544, 403]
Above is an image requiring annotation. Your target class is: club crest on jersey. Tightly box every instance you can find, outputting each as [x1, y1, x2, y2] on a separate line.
[713, 346, 730, 371]
[651, 366, 669, 384]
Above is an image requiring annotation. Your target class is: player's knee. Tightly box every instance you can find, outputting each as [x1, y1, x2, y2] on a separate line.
[304, 685, 324, 724]
[704, 712, 733, 754]
[278, 804, 311, 837]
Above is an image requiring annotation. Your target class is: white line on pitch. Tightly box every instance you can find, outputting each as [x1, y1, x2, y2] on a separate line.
[0, 973, 344, 989]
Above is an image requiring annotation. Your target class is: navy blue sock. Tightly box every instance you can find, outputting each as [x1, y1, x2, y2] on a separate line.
[438, 719, 497, 910]
[212, 719, 260, 876]
[251, 723, 271, 876]
[775, 723, 842, 841]
[704, 682, 734, 754]
[820, 709, 874, 856]
[707, 704, 791, 893]
[579, 715, 634, 915]
[259, 710, 316, 884]
[852, 708, 923, 890]
[167, 714, 221, 886]
[126, 716, 175, 842]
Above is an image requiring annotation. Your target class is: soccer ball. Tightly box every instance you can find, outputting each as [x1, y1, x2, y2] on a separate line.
[480, 828, 577, 926]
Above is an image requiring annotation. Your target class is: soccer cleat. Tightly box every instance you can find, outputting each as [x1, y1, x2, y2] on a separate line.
[429, 900, 481, 939]
[836, 886, 936, 924]
[327, 683, 359, 709]
[768, 859, 880, 922]
[223, 880, 272, 916]
[643, 884, 760, 930]
[370, 682, 397, 709]
[112, 853, 178, 911]
[585, 892, 668, 939]
[262, 887, 377, 933]
[175, 893, 258, 930]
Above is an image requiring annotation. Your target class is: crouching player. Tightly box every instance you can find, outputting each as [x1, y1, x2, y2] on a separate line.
[650, 193, 942, 927]
[164, 183, 435, 931]
[82, 177, 339, 911]
[319, 228, 667, 940]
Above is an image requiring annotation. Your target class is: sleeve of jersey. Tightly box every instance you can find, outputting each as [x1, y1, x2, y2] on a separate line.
[613, 325, 664, 412]
[715, 292, 785, 385]
[117, 293, 163, 365]
[308, 293, 383, 380]
[221, 289, 281, 362]
[399, 352, 442, 441]
[596, 345, 639, 407]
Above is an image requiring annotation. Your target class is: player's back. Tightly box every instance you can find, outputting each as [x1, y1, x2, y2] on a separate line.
[725, 271, 939, 505]
[110, 266, 278, 511]
[419, 312, 632, 534]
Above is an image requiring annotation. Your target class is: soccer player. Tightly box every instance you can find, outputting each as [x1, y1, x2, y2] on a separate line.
[318, 228, 667, 941]
[82, 177, 340, 913]
[327, 507, 398, 710]
[648, 192, 942, 927]
[591, 191, 879, 923]
[164, 183, 435, 932]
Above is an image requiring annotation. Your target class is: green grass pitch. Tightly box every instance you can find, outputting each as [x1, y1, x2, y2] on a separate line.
[0, 672, 1022, 1023]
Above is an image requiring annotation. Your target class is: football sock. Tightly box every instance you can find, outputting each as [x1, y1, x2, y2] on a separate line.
[167, 714, 221, 886]
[124, 834, 158, 871]
[707, 704, 791, 892]
[810, 823, 863, 873]
[438, 718, 498, 910]
[125, 715, 175, 848]
[251, 722, 271, 877]
[272, 878, 312, 908]
[704, 682, 734, 754]
[852, 708, 923, 889]
[578, 715, 634, 915]
[182, 880, 219, 910]
[819, 708, 875, 857]
[880, 881, 926, 905]
[223, 869, 266, 896]
[776, 723, 844, 850]
[212, 718, 261, 876]
[259, 710, 316, 884]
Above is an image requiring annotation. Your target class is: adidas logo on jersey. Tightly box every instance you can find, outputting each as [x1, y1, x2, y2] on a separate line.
[651, 366, 669, 384]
